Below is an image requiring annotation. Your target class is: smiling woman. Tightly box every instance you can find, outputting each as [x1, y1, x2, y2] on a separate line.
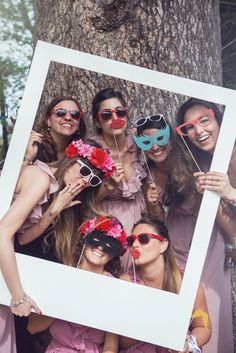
[27, 216, 127, 353]
[23, 96, 87, 165]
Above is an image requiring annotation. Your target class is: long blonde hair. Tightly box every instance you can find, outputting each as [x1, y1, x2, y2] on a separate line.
[44, 140, 106, 266]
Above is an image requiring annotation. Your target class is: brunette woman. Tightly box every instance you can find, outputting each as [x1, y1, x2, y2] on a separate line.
[92, 88, 147, 270]
[175, 98, 236, 353]
[120, 218, 211, 353]
[23, 96, 86, 165]
[27, 216, 127, 353]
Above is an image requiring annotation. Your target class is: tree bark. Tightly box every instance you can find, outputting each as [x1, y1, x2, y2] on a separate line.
[33, 0, 222, 128]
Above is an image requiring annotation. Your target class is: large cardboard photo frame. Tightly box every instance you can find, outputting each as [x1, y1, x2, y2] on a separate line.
[0, 41, 236, 351]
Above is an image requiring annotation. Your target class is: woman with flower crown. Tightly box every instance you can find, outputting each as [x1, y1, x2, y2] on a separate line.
[92, 88, 147, 271]
[27, 216, 127, 353]
[0, 139, 116, 353]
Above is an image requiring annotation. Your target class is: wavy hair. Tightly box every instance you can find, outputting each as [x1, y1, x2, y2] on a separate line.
[35, 96, 87, 163]
[137, 117, 198, 206]
[176, 98, 223, 170]
[43, 139, 106, 266]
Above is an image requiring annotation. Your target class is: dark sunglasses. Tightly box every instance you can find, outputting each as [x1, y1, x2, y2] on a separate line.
[98, 106, 128, 121]
[51, 108, 83, 121]
[76, 160, 102, 187]
[126, 233, 165, 247]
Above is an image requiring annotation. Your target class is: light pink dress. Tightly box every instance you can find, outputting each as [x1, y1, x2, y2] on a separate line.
[45, 320, 105, 353]
[0, 305, 17, 353]
[0, 161, 58, 353]
[149, 158, 234, 353]
[93, 131, 147, 270]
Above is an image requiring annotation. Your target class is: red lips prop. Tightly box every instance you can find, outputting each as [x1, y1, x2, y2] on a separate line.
[130, 249, 140, 259]
[111, 119, 126, 129]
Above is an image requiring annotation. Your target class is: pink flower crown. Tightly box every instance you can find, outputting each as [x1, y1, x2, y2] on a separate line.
[81, 216, 128, 254]
[65, 140, 116, 178]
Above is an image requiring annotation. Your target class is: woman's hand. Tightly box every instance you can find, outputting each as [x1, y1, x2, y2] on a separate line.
[146, 182, 160, 206]
[193, 171, 236, 201]
[11, 295, 41, 317]
[50, 181, 86, 215]
[109, 162, 125, 187]
[24, 130, 44, 162]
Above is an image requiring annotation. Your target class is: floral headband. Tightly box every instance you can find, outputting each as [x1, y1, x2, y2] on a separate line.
[65, 140, 116, 178]
[81, 216, 128, 254]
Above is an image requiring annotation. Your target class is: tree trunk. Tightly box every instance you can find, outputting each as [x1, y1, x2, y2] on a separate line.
[33, 0, 222, 128]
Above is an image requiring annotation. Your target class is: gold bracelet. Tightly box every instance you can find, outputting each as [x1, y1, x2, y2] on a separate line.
[11, 294, 27, 307]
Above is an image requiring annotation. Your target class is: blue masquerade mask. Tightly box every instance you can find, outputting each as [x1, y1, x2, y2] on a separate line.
[133, 125, 170, 151]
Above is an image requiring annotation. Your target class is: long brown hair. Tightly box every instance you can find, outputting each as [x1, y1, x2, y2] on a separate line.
[133, 218, 182, 294]
[35, 96, 87, 163]
[44, 139, 106, 266]
[137, 117, 199, 206]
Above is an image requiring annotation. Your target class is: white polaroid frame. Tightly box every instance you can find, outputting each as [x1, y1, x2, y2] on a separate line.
[0, 41, 236, 351]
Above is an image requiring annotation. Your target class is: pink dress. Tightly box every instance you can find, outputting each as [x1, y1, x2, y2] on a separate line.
[45, 320, 105, 353]
[0, 161, 58, 353]
[149, 153, 235, 353]
[119, 272, 169, 353]
[45, 272, 115, 353]
[93, 131, 147, 270]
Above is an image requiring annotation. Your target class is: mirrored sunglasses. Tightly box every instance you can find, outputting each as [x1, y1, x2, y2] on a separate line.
[176, 109, 214, 137]
[98, 107, 128, 121]
[127, 233, 165, 247]
[51, 108, 83, 121]
[134, 114, 164, 128]
[76, 160, 102, 187]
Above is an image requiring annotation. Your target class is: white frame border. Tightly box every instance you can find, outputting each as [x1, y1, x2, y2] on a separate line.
[0, 41, 236, 351]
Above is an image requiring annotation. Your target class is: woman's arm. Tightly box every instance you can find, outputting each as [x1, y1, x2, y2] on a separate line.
[0, 166, 50, 316]
[102, 332, 119, 353]
[189, 285, 211, 349]
[18, 182, 83, 245]
[193, 171, 236, 236]
[27, 313, 55, 335]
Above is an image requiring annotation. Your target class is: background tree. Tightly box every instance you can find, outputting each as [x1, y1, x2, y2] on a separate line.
[33, 0, 222, 126]
[220, 0, 236, 89]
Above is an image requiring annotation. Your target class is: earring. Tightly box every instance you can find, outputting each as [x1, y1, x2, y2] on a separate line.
[48, 127, 51, 131]
[77, 242, 86, 268]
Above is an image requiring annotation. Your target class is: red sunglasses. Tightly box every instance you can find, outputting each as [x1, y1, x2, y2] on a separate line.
[97, 107, 128, 121]
[51, 108, 83, 121]
[126, 233, 165, 247]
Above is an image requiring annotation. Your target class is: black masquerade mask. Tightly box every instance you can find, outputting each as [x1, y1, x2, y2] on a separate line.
[86, 231, 122, 258]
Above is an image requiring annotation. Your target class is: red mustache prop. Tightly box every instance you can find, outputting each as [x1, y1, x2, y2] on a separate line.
[130, 249, 140, 259]
[111, 119, 126, 129]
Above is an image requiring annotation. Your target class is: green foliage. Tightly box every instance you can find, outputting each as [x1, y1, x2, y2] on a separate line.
[0, 0, 34, 159]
